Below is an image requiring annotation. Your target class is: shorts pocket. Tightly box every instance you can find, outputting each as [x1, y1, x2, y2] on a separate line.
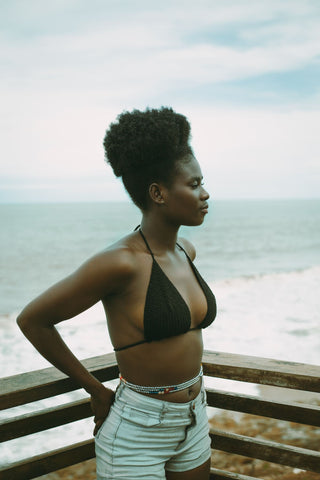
[122, 405, 162, 427]
[95, 404, 118, 441]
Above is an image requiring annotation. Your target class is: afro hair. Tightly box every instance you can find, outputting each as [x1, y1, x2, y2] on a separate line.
[103, 107, 193, 210]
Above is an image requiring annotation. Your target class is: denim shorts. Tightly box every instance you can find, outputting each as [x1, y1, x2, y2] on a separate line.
[95, 380, 211, 479]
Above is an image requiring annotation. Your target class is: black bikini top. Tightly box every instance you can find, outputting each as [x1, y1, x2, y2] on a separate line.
[114, 228, 217, 351]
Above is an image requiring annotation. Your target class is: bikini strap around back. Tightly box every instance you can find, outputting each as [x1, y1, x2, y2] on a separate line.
[138, 228, 155, 259]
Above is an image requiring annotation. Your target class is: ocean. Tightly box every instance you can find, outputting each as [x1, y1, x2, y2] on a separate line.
[1, 199, 320, 465]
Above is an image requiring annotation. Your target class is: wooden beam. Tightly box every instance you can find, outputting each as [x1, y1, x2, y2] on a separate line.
[2, 387, 319, 444]
[203, 350, 320, 392]
[210, 429, 320, 473]
[0, 353, 118, 410]
[1, 351, 319, 479]
[210, 468, 261, 480]
[2, 351, 319, 410]
[0, 440, 95, 480]
[206, 388, 320, 426]
[0, 398, 92, 442]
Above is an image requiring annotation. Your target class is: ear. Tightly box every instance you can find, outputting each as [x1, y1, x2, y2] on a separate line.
[149, 183, 166, 205]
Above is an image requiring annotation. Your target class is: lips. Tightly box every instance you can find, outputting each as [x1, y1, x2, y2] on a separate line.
[200, 203, 209, 213]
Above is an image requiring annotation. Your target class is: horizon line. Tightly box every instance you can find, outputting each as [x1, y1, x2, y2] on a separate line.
[1, 197, 320, 206]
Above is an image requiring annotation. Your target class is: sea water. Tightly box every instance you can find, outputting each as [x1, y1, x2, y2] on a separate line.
[1, 199, 319, 465]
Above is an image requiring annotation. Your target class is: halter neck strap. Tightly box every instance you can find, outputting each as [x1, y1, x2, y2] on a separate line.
[138, 228, 155, 259]
[136, 226, 190, 262]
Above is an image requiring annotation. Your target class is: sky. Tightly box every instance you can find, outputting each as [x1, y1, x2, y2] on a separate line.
[1, 0, 320, 203]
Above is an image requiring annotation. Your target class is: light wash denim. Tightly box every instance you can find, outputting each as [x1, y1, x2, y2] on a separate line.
[95, 379, 211, 479]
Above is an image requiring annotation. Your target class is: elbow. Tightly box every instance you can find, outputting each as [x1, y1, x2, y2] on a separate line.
[16, 307, 37, 335]
[16, 311, 30, 334]
[17, 307, 54, 336]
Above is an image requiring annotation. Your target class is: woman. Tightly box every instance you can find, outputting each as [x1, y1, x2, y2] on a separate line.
[17, 107, 217, 480]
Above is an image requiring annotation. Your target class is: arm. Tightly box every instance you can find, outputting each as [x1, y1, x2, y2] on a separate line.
[17, 247, 135, 434]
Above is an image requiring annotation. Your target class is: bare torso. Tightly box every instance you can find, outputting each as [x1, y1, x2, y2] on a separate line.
[101, 230, 207, 402]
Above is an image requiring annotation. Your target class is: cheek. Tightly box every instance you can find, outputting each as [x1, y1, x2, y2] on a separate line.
[183, 190, 198, 204]
[174, 191, 198, 211]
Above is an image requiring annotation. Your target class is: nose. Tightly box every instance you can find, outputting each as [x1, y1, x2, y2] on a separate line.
[200, 186, 210, 200]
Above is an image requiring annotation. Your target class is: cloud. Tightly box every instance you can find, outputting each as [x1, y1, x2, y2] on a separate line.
[1, 0, 320, 99]
[1, 0, 319, 200]
[188, 106, 320, 198]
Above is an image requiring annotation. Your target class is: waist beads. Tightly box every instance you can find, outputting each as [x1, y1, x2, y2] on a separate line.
[119, 366, 203, 395]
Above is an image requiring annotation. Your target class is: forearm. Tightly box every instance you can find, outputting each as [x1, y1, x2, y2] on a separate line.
[17, 317, 105, 396]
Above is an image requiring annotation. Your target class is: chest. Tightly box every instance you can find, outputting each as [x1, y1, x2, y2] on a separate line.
[152, 254, 206, 314]
[142, 254, 209, 341]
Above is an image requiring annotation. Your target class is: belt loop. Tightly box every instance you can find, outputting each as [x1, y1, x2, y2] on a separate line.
[116, 380, 124, 399]
[189, 403, 196, 427]
[160, 403, 166, 422]
[200, 379, 205, 404]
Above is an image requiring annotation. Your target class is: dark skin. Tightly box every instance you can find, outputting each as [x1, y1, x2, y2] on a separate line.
[17, 154, 211, 479]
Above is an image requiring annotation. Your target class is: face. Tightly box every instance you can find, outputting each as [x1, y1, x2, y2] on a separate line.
[160, 154, 210, 226]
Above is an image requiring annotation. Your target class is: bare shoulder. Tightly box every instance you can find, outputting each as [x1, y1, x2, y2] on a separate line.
[81, 234, 139, 293]
[17, 234, 141, 326]
[177, 236, 196, 261]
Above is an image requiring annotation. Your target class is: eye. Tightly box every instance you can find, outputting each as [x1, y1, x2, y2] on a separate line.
[190, 180, 204, 189]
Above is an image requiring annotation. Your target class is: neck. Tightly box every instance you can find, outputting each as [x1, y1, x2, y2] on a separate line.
[140, 213, 180, 253]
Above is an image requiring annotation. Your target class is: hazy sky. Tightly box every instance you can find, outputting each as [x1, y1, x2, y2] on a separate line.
[1, 0, 320, 202]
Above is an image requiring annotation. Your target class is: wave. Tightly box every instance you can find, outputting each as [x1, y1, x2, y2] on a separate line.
[213, 264, 320, 287]
[206, 264, 320, 367]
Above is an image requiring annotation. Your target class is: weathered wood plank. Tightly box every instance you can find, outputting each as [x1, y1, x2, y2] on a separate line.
[1, 351, 319, 479]
[0, 439, 95, 480]
[1, 351, 319, 411]
[2, 386, 319, 444]
[0, 398, 92, 442]
[210, 468, 261, 480]
[0, 353, 118, 410]
[206, 388, 320, 426]
[2, 430, 318, 480]
[203, 350, 320, 392]
[210, 429, 320, 473]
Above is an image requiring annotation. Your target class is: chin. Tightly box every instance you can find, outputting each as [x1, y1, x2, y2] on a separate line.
[182, 217, 205, 227]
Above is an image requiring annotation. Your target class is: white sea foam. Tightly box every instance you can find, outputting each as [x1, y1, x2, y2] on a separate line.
[4, 266, 319, 379]
[205, 265, 320, 366]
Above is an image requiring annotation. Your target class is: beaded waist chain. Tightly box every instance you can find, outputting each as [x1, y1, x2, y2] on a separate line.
[119, 365, 203, 395]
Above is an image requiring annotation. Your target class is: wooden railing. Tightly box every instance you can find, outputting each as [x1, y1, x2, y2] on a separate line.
[0, 351, 319, 479]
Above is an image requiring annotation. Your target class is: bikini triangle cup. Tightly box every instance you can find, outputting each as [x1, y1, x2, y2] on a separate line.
[113, 227, 216, 352]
